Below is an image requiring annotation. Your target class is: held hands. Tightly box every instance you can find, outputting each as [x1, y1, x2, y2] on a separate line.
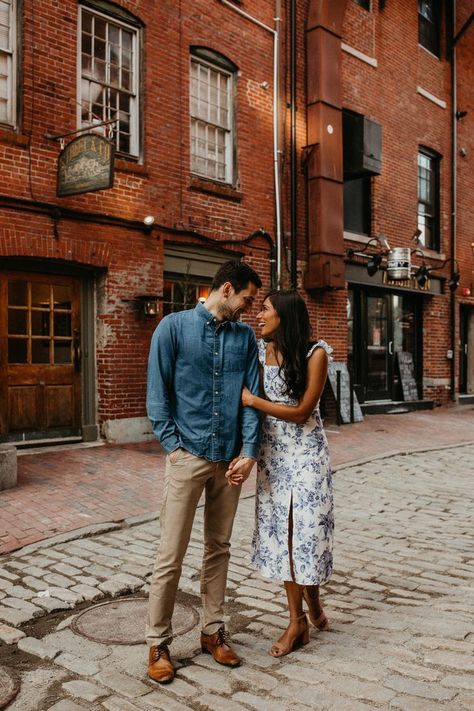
[225, 456, 256, 487]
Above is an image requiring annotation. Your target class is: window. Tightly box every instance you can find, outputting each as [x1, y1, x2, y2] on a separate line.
[344, 177, 371, 235]
[418, 0, 440, 56]
[417, 148, 440, 250]
[190, 49, 236, 184]
[163, 280, 210, 316]
[79, 4, 140, 156]
[353, 0, 370, 9]
[0, 0, 17, 126]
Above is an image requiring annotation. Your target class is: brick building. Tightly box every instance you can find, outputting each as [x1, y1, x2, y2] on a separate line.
[0, 0, 472, 445]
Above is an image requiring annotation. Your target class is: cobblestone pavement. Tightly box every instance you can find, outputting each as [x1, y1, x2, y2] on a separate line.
[1, 404, 473, 553]
[1, 444, 474, 710]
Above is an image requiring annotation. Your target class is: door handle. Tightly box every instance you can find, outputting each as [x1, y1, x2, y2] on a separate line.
[73, 330, 82, 373]
[388, 340, 393, 355]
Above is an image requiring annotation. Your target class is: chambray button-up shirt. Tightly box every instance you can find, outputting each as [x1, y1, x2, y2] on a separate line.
[146, 302, 261, 462]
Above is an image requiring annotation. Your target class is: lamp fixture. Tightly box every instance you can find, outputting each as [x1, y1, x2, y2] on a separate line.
[143, 215, 155, 234]
[136, 294, 161, 318]
[448, 272, 460, 292]
[414, 265, 430, 288]
[367, 253, 383, 277]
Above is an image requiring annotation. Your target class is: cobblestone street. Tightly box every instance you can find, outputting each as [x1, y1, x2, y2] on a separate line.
[1, 443, 474, 710]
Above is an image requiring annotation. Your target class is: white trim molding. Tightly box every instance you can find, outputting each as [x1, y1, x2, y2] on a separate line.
[416, 86, 447, 109]
[342, 43, 377, 68]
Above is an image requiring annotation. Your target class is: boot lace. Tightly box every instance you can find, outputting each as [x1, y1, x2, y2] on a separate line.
[151, 644, 168, 662]
[216, 627, 231, 646]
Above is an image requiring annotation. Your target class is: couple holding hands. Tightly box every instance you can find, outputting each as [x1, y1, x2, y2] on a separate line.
[146, 260, 333, 683]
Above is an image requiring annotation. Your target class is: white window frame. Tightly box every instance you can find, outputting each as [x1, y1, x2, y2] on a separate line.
[190, 54, 234, 185]
[0, 0, 17, 127]
[77, 4, 140, 157]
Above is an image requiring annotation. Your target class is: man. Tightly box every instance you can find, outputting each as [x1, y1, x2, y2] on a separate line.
[146, 259, 262, 683]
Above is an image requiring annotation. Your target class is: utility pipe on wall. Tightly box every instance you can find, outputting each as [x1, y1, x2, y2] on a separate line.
[220, 0, 282, 288]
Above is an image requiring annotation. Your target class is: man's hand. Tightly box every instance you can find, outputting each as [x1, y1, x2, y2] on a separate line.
[225, 456, 256, 487]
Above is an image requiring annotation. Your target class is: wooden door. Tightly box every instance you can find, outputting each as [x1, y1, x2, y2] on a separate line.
[0, 273, 82, 442]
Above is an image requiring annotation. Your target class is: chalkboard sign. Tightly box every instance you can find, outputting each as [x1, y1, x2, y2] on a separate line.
[397, 351, 418, 401]
[327, 362, 364, 423]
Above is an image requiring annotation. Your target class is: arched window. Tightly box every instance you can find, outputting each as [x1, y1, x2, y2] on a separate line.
[78, 1, 142, 157]
[190, 48, 238, 185]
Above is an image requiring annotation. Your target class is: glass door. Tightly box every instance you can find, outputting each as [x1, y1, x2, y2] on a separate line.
[348, 287, 422, 403]
[365, 294, 391, 400]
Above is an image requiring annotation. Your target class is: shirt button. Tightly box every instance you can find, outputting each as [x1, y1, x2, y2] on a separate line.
[215, 371, 218, 375]
[215, 391, 219, 394]
[215, 352, 218, 355]
[212, 433, 216, 437]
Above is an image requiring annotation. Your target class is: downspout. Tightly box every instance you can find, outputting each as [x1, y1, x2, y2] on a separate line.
[450, 0, 457, 401]
[290, 0, 297, 288]
[219, 0, 282, 288]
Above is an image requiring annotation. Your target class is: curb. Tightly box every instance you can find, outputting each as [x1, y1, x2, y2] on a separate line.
[6, 440, 474, 557]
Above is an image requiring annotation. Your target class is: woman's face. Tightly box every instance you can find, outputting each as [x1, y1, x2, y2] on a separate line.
[257, 298, 281, 338]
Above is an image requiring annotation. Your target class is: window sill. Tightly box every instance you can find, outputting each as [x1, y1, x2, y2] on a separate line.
[343, 231, 372, 244]
[189, 175, 243, 202]
[0, 127, 29, 148]
[418, 44, 441, 61]
[415, 247, 445, 262]
[115, 158, 148, 176]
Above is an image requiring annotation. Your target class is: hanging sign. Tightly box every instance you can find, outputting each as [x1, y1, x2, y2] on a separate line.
[57, 134, 115, 197]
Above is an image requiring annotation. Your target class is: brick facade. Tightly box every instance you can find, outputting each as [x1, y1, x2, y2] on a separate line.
[0, 0, 472, 443]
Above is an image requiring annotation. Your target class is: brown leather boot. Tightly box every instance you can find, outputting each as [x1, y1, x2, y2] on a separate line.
[200, 626, 241, 667]
[147, 644, 174, 684]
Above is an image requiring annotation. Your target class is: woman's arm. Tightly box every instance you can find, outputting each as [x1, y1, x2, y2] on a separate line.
[242, 347, 328, 424]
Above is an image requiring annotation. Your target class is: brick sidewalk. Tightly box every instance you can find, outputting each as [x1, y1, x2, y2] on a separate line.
[1, 404, 473, 555]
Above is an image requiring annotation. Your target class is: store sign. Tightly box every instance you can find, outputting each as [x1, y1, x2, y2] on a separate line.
[57, 134, 115, 197]
[382, 271, 431, 292]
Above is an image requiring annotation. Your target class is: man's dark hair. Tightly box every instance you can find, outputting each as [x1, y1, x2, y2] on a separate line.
[211, 260, 262, 293]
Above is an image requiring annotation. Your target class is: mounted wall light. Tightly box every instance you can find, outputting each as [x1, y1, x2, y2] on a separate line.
[414, 265, 430, 288]
[367, 253, 383, 277]
[143, 215, 155, 234]
[448, 272, 460, 292]
[136, 294, 161, 318]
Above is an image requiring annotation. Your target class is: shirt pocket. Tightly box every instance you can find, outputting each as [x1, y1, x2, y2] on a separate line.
[224, 346, 247, 372]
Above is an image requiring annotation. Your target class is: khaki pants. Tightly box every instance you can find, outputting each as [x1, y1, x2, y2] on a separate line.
[146, 448, 241, 647]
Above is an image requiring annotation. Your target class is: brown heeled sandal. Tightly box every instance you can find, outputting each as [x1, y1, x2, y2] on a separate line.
[303, 588, 331, 631]
[269, 613, 310, 658]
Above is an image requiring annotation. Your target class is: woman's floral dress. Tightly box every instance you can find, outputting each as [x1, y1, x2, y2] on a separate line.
[251, 339, 334, 586]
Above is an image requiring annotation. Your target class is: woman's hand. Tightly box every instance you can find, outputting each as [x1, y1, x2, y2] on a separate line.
[241, 386, 254, 407]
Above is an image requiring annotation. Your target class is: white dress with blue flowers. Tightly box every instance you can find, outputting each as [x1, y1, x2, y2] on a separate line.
[251, 339, 334, 586]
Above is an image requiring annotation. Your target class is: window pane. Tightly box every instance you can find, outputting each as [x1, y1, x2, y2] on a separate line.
[8, 280, 27, 306]
[31, 283, 51, 308]
[53, 285, 71, 310]
[32, 311, 50, 336]
[31, 339, 50, 364]
[343, 177, 371, 234]
[54, 312, 71, 338]
[8, 338, 27, 364]
[54, 341, 72, 364]
[8, 308, 27, 335]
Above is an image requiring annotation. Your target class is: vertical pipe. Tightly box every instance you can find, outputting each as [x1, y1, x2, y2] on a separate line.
[290, 0, 297, 288]
[450, 0, 457, 402]
[274, 3, 282, 289]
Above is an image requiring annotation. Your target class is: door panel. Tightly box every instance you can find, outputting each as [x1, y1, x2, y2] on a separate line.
[0, 272, 81, 442]
[365, 294, 391, 400]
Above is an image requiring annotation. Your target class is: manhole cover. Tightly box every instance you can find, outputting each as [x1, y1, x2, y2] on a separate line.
[0, 665, 20, 709]
[71, 597, 199, 645]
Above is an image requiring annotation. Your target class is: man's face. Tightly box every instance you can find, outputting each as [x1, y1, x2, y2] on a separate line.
[219, 282, 258, 321]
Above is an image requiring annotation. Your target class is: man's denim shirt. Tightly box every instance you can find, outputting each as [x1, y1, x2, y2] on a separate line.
[147, 302, 261, 462]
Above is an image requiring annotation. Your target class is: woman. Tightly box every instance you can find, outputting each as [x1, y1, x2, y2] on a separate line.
[229, 290, 333, 657]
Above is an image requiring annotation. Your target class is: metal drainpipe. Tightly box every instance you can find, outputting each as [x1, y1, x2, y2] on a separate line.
[290, 0, 297, 288]
[450, 0, 457, 402]
[220, 0, 282, 288]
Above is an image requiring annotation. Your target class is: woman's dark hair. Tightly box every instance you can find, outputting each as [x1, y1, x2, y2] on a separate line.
[266, 289, 311, 401]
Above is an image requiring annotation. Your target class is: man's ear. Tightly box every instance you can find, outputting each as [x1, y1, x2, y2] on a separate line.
[222, 281, 233, 298]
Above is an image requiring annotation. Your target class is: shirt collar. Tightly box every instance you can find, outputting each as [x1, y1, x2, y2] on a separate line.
[195, 301, 230, 328]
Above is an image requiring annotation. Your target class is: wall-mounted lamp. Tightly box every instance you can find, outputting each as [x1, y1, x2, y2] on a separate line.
[136, 294, 161, 317]
[455, 110, 468, 121]
[143, 215, 155, 234]
[346, 235, 390, 278]
[367, 253, 382, 277]
[414, 264, 430, 288]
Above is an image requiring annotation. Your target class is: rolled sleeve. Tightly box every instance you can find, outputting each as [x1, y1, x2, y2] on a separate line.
[241, 331, 261, 459]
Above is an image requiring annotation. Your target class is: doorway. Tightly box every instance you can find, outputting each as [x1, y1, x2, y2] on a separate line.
[348, 287, 422, 403]
[459, 306, 473, 395]
[0, 272, 82, 442]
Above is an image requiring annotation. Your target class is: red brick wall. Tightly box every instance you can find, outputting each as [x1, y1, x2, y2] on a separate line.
[1, 0, 472, 433]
